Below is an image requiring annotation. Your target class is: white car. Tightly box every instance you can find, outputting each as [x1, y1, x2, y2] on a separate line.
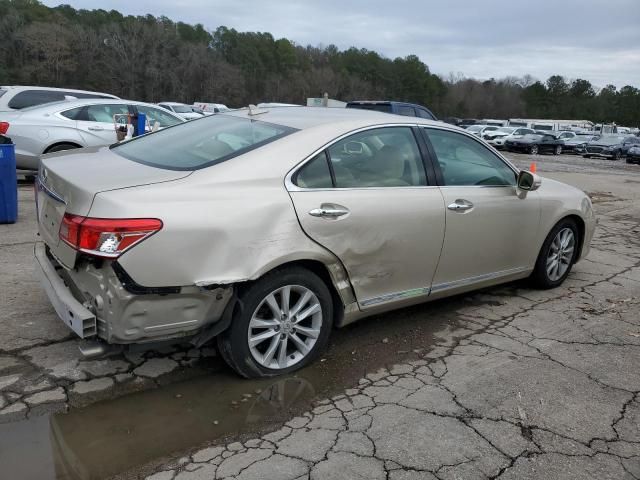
[193, 102, 230, 114]
[157, 102, 205, 121]
[0, 85, 118, 112]
[486, 127, 536, 149]
[2, 99, 184, 170]
[466, 125, 500, 138]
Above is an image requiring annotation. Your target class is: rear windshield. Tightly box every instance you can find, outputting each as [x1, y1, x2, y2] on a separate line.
[112, 115, 297, 170]
[347, 103, 393, 113]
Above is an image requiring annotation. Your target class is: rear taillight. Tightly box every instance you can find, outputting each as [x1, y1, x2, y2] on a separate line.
[0, 122, 9, 135]
[59, 214, 162, 258]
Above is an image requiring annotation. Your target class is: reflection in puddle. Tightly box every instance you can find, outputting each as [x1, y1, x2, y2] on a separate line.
[0, 300, 455, 480]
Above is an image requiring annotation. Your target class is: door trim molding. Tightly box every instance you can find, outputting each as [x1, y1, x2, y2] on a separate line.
[360, 287, 430, 307]
[430, 266, 530, 293]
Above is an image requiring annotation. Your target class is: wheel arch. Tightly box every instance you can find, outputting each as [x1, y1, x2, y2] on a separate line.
[43, 141, 83, 154]
[236, 258, 353, 328]
[564, 214, 586, 261]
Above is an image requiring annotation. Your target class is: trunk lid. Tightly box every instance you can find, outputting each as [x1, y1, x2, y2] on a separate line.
[37, 146, 191, 268]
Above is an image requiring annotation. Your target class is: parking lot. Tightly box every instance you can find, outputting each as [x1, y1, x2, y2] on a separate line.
[1, 152, 639, 479]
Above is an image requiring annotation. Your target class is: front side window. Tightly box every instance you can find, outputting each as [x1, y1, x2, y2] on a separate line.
[417, 108, 435, 120]
[425, 128, 516, 186]
[326, 127, 426, 188]
[112, 115, 296, 170]
[135, 105, 182, 127]
[396, 106, 416, 117]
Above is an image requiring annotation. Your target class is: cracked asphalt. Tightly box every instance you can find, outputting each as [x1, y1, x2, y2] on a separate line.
[1, 153, 639, 480]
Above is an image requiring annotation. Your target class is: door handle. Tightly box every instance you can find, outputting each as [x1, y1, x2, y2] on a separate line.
[87, 126, 104, 131]
[447, 200, 474, 212]
[309, 204, 350, 218]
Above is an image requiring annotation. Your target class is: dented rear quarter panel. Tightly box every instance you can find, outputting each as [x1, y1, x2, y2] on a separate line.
[86, 126, 371, 300]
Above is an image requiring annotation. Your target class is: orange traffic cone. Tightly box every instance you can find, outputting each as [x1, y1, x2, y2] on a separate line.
[529, 162, 537, 173]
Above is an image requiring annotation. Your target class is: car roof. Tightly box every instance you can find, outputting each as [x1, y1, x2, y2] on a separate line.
[0, 85, 117, 97]
[20, 98, 172, 113]
[158, 101, 187, 106]
[223, 106, 441, 130]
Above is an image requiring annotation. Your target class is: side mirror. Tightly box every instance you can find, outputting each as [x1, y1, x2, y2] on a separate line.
[517, 170, 541, 191]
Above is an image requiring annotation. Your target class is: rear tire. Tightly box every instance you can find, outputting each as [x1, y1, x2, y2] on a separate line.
[217, 267, 333, 378]
[555, 145, 562, 155]
[613, 150, 621, 161]
[531, 218, 579, 289]
[530, 145, 538, 155]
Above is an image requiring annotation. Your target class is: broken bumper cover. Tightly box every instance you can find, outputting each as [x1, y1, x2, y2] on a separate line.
[35, 241, 233, 344]
[35, 241, 97, 338]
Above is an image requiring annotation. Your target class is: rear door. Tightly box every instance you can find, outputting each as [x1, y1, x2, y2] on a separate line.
[75, 103, 131, 145]
[288, 126, 445, 309]
[421, 126, 540, 294]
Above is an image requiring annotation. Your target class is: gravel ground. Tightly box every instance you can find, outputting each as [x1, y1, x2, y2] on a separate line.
[1, 152, 639, 479]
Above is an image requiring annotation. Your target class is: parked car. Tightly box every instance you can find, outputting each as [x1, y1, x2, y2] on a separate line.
[583, 135, 634, 160]
[345, 101, 436, 120]
[563, 135, 596, 154]
[194, 102, 230, 114]
[157, 102, 204, 120]
[505, 133, 564, 155]
[458, 119, 480, 129]
[2, 99, 184, 170]
[465, 124, 500, 138]
[626, 145, 640, 164]
[34, 107, 595, 377]
[0, 85, 118, 111]
[486, 127, 536, 149]
[620, 136, 640, 156]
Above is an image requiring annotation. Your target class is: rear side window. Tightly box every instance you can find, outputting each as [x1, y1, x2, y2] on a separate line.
[112, 115, 296, 170]
[134, 105, 181, 128]
[295, 152, 333, 188]
[60, 107, 84, 120]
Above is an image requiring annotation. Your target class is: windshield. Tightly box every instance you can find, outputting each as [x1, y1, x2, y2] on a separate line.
[495, 127, 516, 134]
[593, 136, 626, 145]
[347, 103, 393, 113]
[171, 105, 193, 113]
[466, 125, 484, 132]
[112, 115, 297, 170]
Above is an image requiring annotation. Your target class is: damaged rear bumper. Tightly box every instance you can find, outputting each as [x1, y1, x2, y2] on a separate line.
[35, 241, 233, 344]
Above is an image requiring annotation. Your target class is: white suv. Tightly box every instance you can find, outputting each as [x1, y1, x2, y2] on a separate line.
[0, 86, 118, 112]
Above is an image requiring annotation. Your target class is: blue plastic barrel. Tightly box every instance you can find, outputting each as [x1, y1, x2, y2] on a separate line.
[0, 143, 18, 224]
[135, 113, 146, 137]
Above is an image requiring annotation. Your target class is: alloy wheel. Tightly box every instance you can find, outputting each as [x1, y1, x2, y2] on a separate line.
[555, 145, 562, 155]
[531, 145, 538, 155]
[546, 227, 575, 281]
[247, 285, 323, 370]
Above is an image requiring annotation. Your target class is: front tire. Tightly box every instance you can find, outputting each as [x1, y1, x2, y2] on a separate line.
[555, 145, 562, 155]
[613, 150, 622, 161]
[531, 218, 579, 289]
[217, 267, 333, 378]
[530, 145, 538, 155]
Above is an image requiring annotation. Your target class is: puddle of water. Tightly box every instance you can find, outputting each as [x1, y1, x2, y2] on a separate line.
[0, 300, 459, 480]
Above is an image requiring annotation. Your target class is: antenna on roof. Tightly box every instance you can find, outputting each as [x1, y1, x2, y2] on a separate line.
[248, 104, 268, 116]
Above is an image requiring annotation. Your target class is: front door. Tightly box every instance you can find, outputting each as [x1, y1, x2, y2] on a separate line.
[421, 127, 541, 294]
[288, 126, 446, 309]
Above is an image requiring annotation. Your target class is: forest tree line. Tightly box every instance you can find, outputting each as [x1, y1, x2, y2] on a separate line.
[1, 0, 639, 126]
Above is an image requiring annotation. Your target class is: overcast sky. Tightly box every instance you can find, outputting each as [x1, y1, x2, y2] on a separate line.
[43, 0, 640, 88]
